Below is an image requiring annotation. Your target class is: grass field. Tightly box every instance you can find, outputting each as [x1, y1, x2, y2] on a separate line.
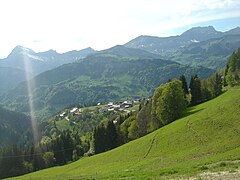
[13, 88, 240, 179]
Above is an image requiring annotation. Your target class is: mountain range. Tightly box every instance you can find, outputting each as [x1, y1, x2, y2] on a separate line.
[0, 45, 213, 120]
[0, 46, 95, 93]
[0, 26, 240, 119]
[125, 26, 240, 69]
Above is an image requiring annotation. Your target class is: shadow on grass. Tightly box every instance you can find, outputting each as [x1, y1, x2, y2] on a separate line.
[182, 107, 204, 118]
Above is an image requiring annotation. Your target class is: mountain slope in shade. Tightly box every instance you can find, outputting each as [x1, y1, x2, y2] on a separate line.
[14, 89, 240, 179]
[0, 67, 32, 93]
[172, 34, 240, 69]
[0, 46, 214, 119]
[0, 106, 32, 148]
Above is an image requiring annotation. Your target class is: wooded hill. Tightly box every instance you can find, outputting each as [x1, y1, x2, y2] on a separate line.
[0, 46, 213, 120]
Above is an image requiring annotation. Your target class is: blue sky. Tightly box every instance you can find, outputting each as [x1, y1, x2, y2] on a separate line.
[0, 0, 239, 58]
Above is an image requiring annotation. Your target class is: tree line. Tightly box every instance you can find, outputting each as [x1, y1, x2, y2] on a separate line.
[0, 130, 84, 179]
[225, 48, 240, 86]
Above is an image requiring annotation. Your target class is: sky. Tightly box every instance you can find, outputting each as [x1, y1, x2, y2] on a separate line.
[0, 0, 239, 58]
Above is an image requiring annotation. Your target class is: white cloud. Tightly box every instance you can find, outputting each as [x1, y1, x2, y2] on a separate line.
[0, 0, 239, 58]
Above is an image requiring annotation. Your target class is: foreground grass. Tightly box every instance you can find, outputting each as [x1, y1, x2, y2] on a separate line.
[13, 89, 240, 179]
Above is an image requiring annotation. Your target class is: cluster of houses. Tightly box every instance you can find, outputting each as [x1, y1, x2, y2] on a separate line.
[57, 99, 141, 124]
[59, 107, 82, 118]
[58, 107, 82, 125]
[99, 99, 140, 113]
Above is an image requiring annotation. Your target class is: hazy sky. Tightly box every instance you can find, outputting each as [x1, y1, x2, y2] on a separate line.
[0, 0, 239, 58]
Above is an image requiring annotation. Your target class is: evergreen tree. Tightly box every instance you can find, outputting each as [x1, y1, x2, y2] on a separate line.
[32, 147, 45, 171]
[105, 121, 118, 150]
[223, 64, 229, 86]
[61, 130, 74, 162]
[0, 145, 25, 179]
[213, 73, 222, 97]
[93, 125, 105, 154]
[226, 49, 240, 86]
[52, 137, 66, 165]
[179, 74, 188, 95]
[189, 75, 202, 105]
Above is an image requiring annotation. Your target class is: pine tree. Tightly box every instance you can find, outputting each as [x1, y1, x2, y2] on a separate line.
[179, 74, 188, 95]
[213, 73, 222, 97]
[189, 75, 202, 105]
[93, 124, 105, 154]
[106, 121, 118, 150]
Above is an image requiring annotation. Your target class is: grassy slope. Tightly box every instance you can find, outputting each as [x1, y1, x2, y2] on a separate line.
[14, 89, 240, 179]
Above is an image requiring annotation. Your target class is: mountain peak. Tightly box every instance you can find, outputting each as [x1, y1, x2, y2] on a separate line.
[37, 49, 59, 57]
[7, 45, 35, 58]
[181, 26, 217, 36]
[180, 26, 222, 41]
[11, 45, 35, 54]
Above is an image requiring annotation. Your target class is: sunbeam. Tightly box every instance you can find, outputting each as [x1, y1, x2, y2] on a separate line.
[22, 51, 39, 146]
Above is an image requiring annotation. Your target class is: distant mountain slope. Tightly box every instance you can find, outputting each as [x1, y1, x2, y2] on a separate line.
[15, 88, 240, 179]
[0, 46, 95, 75]
[0, 67, 32, 93]
[0, 106, 32, 148]
[125, 26, 240, 69]
[172, 35, 240, 69]
[0, 46, 95, 94]
[98, 45, 161, 59]
[124, 26, 224, 57]
[0, 46, 214, 119]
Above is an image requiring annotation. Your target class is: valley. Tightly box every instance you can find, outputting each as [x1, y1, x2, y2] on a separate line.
[0, 25, 240, 179]
[0, 45, 214, 120]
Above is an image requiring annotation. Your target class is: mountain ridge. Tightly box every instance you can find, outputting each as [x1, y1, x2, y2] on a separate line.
[0, 46, 96, 94]
[124, 26, 240, 69]
[0, 45, 214, 119]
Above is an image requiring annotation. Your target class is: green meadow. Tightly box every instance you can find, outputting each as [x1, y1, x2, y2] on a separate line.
[14, 88, 240, 179]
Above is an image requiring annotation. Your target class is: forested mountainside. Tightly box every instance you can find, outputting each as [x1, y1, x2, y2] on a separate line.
[0, 46, 213, 120]
[0, 106, 32, 148]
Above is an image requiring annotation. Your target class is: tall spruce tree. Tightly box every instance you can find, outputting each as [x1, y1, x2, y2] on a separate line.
[189, 75, 202, 105]
[179, 74, 188, 95]
[106, 121, 118, 150]
[213, 73, 222, 97]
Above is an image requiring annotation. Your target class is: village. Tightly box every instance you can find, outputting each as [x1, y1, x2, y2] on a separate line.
[57, 99, 142, 125]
